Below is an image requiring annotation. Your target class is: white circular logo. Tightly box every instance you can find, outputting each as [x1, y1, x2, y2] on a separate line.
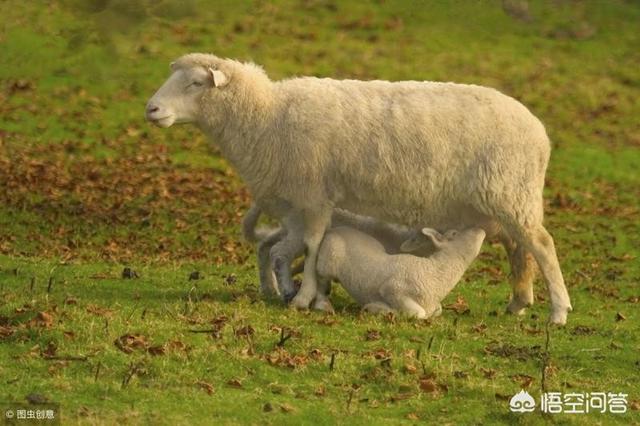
[5, 410, 15, 419]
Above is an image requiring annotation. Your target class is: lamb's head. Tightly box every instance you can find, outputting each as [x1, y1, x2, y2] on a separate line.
[145, 55, 230, 128]
[400, 227, 486, 261]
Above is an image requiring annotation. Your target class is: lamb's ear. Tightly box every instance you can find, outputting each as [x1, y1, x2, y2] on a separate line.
[169, 61, 177, 71]
[208, 68, 229, 88]
[400, 232, 425, 253]
[421, 228, 444, 250]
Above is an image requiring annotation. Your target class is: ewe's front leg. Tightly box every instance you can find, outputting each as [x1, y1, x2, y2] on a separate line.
[291, 209, 332, 310]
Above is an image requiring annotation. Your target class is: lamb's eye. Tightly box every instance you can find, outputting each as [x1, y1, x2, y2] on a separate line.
[188, 81, 203, 88]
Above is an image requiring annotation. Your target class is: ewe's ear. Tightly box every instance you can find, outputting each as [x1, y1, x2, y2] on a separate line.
[421, 228, 444, 249]
[170, 61, 177, 71]
[208, 68, 229, 88]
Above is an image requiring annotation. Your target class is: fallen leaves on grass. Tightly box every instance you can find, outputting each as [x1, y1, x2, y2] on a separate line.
[0, 140, 251, 263]
[86, 304, 114, 317]
[197, 381, 215, 395]
[227, 378, 243, 388]
[484, 342, 541, 361]
[571, 325, 596, 335]
[511, 374, 535, 388]
[265, 347, 309, 369]
[114, 333, 149, 354]
[234, 324, 255, 337]
[365, 329, 381, 341]
[27, 311, 55, 328]
[480, 368, 497, 379]
[0, 325, 15, 339]
[444, 295, 470, 314]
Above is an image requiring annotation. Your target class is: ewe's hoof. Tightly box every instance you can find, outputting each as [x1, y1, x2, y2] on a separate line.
[549, 305, 571, 326]
[290, 294, 312, 310]
[313, 298, 335, 314]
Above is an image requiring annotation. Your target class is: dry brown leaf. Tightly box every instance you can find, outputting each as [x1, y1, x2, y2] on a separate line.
[86, 304, 113, 317]
[365, 329, 381, 341]
[279, 403, 295, 413]
[0, 325, 15, 339]
[419, 379, 438, 393]
[444, 295, 470, 314]
[28, 312, 54, 328]
[114, 334, 149, 354]
[197, 381, 215, 395]
[227, 378, 243, 388]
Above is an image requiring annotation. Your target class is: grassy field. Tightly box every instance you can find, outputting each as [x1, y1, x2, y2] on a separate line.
[1, 0, 639, 424]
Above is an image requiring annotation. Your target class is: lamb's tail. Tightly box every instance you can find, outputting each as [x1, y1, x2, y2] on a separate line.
[241, 203, 278, 242]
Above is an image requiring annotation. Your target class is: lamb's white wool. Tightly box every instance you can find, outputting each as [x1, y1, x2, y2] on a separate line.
[316, 226, 486, 318]
[146, 53, 572, 324]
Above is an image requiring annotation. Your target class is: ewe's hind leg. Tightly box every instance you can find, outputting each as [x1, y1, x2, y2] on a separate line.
[511, 224, 572, 325]
[499, 232, 536, 315]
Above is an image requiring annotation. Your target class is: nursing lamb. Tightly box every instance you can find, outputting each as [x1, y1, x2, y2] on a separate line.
[242, 203, 433, 303]
[145, 53, 572, 324]
[316, 226, 486, 318]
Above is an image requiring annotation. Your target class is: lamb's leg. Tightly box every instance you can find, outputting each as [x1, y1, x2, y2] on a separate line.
[270, 223, 305, 303]
[256, 228, 287, 298]
[511, 223, 572, 325]
[362, 302, 395, 315]
[430, 304, 443, 318]
[499, 232, 536, 315]
[392, 298, 427, 319]
[291, 208, 332, 309]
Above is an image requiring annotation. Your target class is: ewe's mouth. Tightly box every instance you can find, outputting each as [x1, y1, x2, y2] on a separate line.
[148, 116, 175, 128]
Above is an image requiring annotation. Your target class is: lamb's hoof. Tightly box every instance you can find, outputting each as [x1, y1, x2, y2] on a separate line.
[260, 285, 280, 299]
[549, 305, 572, 326]
[430, 305, 443, 318]
[313, 298, 335, 314]
[290, 293, 312, 310]
[506, 298, 531, 316]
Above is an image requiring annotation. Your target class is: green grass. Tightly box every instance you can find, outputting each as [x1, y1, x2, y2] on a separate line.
[1, 0, 639, 424]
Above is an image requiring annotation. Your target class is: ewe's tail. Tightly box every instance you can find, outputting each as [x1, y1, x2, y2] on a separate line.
[241, 203, 278, 242]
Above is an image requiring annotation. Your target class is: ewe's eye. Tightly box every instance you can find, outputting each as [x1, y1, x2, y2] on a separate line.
[187, 81, 204, 89]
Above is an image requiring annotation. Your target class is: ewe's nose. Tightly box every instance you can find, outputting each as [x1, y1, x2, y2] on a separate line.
[146, 104, 160, 115]
[145, 102, 165, 122]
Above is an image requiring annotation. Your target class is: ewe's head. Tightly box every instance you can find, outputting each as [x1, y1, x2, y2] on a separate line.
[400, 227, 486, 260]
[145, 54, 230, 128]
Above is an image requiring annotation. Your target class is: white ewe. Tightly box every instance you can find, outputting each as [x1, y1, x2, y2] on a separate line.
[146, 53, 572, 324]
